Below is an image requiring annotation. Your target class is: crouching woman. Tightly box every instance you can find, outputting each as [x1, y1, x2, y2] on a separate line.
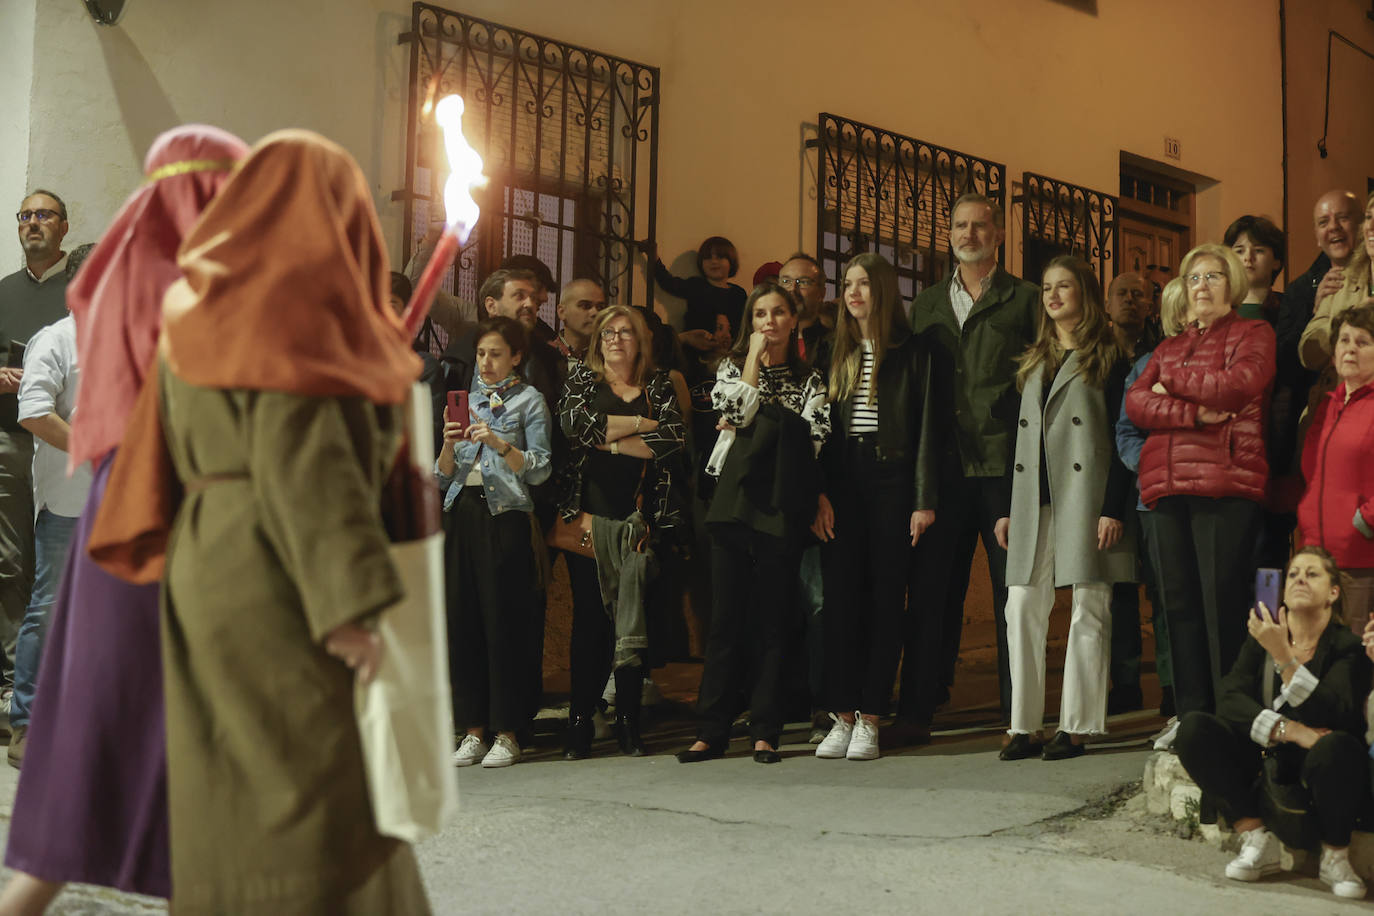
[1174, 546, 1373, 900]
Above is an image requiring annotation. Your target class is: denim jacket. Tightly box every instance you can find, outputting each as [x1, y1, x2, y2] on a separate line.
[436, 375, 553, 515]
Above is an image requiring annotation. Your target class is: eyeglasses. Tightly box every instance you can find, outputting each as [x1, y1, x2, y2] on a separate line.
[599, 328, 636, 341]
[1185, 271, 1227, 288]
[778, 277, 819, 290]
[16, 209, 60, 224]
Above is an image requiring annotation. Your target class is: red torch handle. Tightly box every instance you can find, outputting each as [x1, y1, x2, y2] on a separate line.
[401, 229, 460, 337]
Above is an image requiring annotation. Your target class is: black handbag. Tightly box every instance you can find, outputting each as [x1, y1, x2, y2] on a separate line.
[1256, 654, 1323, 850]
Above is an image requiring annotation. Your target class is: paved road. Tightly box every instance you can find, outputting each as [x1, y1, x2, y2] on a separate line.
[0, 710, 1361, 914]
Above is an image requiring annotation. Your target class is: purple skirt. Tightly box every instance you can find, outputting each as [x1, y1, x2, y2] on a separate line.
[4, 453, 170, 897]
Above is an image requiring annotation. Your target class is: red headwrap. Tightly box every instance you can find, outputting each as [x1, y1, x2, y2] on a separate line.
[67, 124, 249, 469]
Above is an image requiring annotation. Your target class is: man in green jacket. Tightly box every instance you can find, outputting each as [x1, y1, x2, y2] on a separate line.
[901, 192, 1038, 734]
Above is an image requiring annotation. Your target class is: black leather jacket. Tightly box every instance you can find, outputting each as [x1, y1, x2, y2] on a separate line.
[820, 327, 939, 512]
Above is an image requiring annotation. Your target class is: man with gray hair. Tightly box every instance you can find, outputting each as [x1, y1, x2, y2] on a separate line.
[904, 192, 1038, 740]
[0, 190, 73, 711]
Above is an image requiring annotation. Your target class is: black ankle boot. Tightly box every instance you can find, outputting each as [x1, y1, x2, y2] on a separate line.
[563, 715, 593, 760]
[616, 713, 646, 757]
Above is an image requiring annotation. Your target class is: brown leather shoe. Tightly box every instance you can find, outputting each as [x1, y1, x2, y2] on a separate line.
[8, 724, 27, 769]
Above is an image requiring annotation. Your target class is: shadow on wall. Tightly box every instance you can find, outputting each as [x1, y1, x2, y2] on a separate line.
[94, 22, 179, 164]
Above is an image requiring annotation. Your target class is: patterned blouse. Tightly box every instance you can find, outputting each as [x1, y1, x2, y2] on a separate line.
[556, 363, 686, 528]
[706, 358, 831, 476]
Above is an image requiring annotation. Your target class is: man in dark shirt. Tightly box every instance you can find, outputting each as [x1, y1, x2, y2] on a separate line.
[0, 190, 72, 706]
[778, 252, 832, 365]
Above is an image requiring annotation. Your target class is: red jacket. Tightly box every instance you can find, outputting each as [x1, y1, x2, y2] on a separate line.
[1125, 311, 1275, 507]
[1298, 382, 1374, 569]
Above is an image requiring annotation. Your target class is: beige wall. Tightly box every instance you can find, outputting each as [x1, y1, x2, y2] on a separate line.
[0, 0, 37, 268]
[1284, 0, 1374, 281]
[13, 0, 1312, 310]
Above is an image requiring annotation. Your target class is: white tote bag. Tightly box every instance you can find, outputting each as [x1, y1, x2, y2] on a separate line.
[356, 383, 458, 843]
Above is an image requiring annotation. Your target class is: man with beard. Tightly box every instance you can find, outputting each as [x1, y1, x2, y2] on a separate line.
[0, 190, 71, 711]
[902, 192, 1038, 738]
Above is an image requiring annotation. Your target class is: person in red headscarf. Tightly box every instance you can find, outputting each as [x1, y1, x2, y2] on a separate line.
[0, 125, 247, 916]
[90, 129, 429, 915]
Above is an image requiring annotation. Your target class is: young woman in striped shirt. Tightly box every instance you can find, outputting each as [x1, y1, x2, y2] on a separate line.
[811, 252, 940, 761]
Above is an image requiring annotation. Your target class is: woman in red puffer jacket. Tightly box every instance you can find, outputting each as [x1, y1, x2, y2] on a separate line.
[1298, 304, 1374, 636]
[1125, 243, 1276, 721]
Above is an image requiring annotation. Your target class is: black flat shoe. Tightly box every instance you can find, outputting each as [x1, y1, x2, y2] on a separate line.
[563, 716, 593, 760]
[753, 749, 781, 764]
[676, 744, 726, 763]
[999, 733, 1043, 761]
[1041, 731, 1086, 760]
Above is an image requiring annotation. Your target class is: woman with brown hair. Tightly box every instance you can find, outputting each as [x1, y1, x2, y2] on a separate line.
[996, 255, 1134, 761]
[87, 130, 430, 914]
[558, 305, 685, 759]
[811, 252, 938, 762]
[1174, 546, 1371, 900]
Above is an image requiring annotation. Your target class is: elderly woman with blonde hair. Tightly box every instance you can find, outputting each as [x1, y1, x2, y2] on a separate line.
[1126, 244, 1277, 721]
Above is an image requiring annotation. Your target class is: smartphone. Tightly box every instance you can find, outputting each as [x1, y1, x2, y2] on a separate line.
[446, 390, 469, 433]
[1255, 567, 1282, 623]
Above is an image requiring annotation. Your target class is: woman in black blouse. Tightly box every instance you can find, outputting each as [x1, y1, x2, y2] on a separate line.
[676, 280, 831, 765]
[1174, 546, 1372, 900]
[558, 306, 686, 759]
[811, 252, 939, 762]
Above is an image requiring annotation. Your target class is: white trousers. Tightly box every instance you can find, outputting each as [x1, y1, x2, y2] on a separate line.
[1005, 505, 1112, 737]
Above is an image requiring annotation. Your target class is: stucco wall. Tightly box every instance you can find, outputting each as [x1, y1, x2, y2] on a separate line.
[1283, 0, 1374, 280]
[20, 0, 1300, 298]
[0, 0, 37, 270]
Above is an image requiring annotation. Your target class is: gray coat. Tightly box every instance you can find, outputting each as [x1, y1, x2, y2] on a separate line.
[1005, 351, 1136, 588]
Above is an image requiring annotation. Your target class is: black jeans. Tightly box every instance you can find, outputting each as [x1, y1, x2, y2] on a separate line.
[822, 437, 914, 714]
[447, 489, 538, 733]
[1175, 711, 1367, 847]
[907, 470, 1011, 720]
[694, 524, 799, 746]
[566, 552, 644, 721]
[1147, 495, 1260, 716]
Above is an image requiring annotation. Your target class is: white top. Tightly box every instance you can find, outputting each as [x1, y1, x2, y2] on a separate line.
[848, 341, 879, 434]
[17, 315, 92, 517]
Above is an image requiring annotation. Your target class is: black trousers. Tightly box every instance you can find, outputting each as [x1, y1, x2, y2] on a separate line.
[822, 437, 914, 714]
[1147, 495, 1260, 716]
[913, 470, 1011, 720]
[447, 489, 538, 733]
[566, 552, 644, 720]
[1175, 711, 1367, 847]
[694, 524, 799, 746]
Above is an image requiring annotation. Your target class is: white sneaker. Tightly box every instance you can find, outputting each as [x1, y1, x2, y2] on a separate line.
[1152, 717, 1180, 751]
[815, 714, 853, 759]
[481, 735, 521, 768]
[1225, 826, 1281, 881]
[452, 734, 489, 767]
[1320, 847, 1367, 899]
[592, 708, 613, 740]
[846, 715, 879, 761]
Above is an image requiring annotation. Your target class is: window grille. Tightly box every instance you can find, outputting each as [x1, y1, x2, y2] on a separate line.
[394, 3, 661, 324]
[814, 113, 1005, 302]
[1017, 172, 1116, 291]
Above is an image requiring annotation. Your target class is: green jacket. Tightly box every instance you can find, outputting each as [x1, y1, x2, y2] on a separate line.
[909, 266, 1039, 479]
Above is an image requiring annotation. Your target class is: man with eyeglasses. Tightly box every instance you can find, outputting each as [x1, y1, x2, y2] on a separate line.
[0, 190, 73, 717]
[777, 253, 832, 365]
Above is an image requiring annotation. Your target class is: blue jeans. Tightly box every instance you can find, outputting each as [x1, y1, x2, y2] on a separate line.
[11, 509, 78, 729]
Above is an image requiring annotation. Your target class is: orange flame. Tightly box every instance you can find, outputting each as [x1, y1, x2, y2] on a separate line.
[435, 94, 484, 243]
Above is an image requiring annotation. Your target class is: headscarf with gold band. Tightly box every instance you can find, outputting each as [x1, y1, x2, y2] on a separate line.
[161, 128, 421, 403]
[67, 124, 250, 470]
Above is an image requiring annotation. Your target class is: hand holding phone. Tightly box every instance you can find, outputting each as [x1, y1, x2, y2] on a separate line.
[1254, 567, 1282, 623]
[446, 390, 470, 435]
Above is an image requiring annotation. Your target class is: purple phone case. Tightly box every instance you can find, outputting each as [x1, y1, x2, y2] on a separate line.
[1255, 568, 1282, 622]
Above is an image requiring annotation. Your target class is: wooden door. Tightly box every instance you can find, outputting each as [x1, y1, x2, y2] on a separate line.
[1118, 216, 1185, 291]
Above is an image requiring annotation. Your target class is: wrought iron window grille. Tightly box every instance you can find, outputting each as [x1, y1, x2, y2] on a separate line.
[393, 3, 661, 324]
[1015, 172, 1116, 292]
[813, 112, 1005, 302]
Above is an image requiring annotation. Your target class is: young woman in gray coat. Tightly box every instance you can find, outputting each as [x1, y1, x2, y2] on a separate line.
[996, 256, 1135, 760]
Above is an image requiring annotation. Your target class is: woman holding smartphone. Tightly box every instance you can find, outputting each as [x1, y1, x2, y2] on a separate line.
[996, 256, 1134, 761]
[676, 280, 830, 765]
[1175, 546, 1371, 900]
[811, 252, 938, 762]
[437, 316, 552, 768]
